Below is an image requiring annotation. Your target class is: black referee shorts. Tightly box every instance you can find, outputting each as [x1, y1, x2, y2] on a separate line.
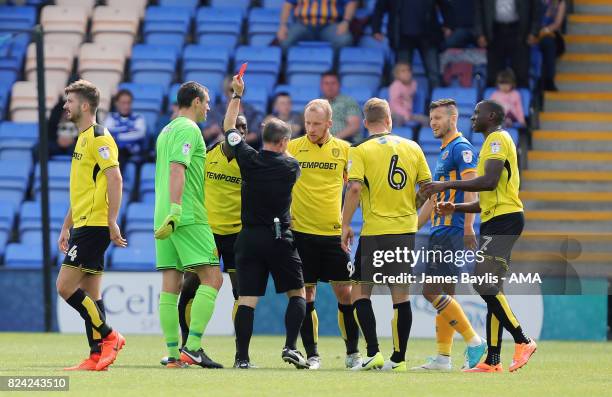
[293, 231, 351, 285]
[234, 226, 304, 296]
[214, 232, 238, 273]
[479, 211, 524, 269]
[61, 226, 111, 274]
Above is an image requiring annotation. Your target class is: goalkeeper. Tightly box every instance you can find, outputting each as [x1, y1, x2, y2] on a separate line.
[154, 81, 223, 369]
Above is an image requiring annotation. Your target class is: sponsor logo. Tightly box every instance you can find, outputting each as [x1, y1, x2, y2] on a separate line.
[298, 161, 339, 170]
[206, 171, 241, 184]
[98, 146, 111, 160]
[441, 150, 449, 160]
[72, 152, 82, 160]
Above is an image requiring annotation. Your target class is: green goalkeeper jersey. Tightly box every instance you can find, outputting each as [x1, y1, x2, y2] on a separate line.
[154, 116, 208, 229]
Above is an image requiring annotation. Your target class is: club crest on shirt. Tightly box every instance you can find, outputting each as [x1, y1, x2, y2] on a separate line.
[441, 150, 449, 160]
[182, 143, 192, 155]
[462, 150, 473, 163]
[332, 148, 340, 158]
[490, 141, 501, 154]
[98, 146, 110, 160]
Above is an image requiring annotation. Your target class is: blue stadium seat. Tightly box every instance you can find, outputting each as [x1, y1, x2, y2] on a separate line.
[339, 47, 385, 91]
[210, 0, 250, 8]
[341, 86, 373, 108]
[0, 6, 36, 34]
[19, 200, 68, 234]
[263, 0, 286, 8]
[111, 246, 155, 270]
[159, 0, 199, 9]
[243, 88, 269, 114]
[182, 45, 230, 95]
[144, 6, 192, 52]
[425, 153, 437, 174]
[431, 87, 478, 115]
[287, 46, 333, 87]
[0, 159, 30, 193]
[248, 8, 281, 46]
[507, 128, 519, 145]
[457, 117, 472, 136]
[138, 163, 155, 198]
[4, 243, 47, 269]
[119, 83, 165, 135]
[130, 44, 178, 90]
[196, 7, 243, 48]
[274, 85, 320, 112]
[393, 127, 414, 140]
[0, 200, 15, 232]
[125, 202, 154, 235]
[358, 35, 394, 64]
[127, 230, 154, 248]
[0, 121, 37, 146]
[20, 230, 60, 251]
[234, 46, 282, 93]
[418, 127, 439, 154]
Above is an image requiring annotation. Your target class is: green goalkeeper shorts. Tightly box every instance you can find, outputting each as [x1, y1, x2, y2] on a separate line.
[155, 223, 220, 272]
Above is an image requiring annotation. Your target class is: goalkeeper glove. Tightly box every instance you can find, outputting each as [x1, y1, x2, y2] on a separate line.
[154, 203, 182, 240]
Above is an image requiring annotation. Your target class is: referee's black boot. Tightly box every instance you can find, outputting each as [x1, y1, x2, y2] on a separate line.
[233, 359, 257, 369]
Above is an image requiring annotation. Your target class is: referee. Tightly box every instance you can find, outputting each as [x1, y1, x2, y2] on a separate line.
[224, 76, 308, 369]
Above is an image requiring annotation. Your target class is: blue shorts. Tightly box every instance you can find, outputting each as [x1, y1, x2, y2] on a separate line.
[425, 227, 467, 277]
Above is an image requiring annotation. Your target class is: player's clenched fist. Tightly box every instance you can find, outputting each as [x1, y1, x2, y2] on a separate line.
[154, 203, 182, 240]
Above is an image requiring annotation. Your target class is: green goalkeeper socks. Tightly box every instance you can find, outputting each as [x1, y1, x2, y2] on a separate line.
[159, 292, 180, 359]
[185, 284, 218, 351]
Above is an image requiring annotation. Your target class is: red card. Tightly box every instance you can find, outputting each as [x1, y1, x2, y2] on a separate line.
[238, 62, 248, 78]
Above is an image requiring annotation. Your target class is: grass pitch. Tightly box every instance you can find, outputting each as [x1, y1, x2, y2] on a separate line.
[0, 333, 610, 397]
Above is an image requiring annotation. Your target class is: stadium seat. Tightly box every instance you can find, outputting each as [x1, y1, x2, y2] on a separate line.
[0, 6, 36, 34]
[20, 230, 60, 251]
[196, 7, 243, 49]
[138, 163, 155, 199]
[425, 153, 437, 174]
[159, 0, 199, 10]
[9, 81, 60, 122]
[210, 0, 250, 8]
[111, 246, 155, 270]
[248, 8, 281, 46]
[431, 87, 478, 116]
[92, 6, 140, 57]
[106, 0, 148, 17]
[0, 33, 29, 83]
[182, 45, 230, 95]
[234, 46, 282, 93]
[286, 46, 333, 87]
[144, 6, 192, 52]
[393, 127, 414, 140]
[19, 199, 67, 234]
[457, 117, 472, 136]
[40, 5, 88, 55]
[341, 86, 373, 108]
[418, 127, 439, 154]
[4, 243, 47, 269]
[127, 230, 154, 247]
[243, 88, 269, 114]
[125, 202, 154, 235]
[118, 83, 165, 135]
[24, 42, 73, 88]
[0, 121, 37, 148]
[130, 44, 178, 90]
[0, 200, 15, 232]
[274, 85, 320, 112]
[78, 43, 125, 95]
[339, 47, 385, 91]
[55, 0, 97, 17]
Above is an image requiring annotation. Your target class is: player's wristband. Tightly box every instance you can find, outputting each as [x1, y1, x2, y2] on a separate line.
[232, 93, 242, 100]
[170, 202, 182, 219]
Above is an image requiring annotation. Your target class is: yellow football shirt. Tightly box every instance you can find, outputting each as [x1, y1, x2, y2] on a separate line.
[348, 133, 431, 235]
[288, 135, 349, 236]
[205, 142, 242, 235]
[70, 124, 119, 228]
[477, 130, 523, 222]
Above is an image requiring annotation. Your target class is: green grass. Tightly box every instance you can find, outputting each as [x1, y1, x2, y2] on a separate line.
[0, 333, 610, 397]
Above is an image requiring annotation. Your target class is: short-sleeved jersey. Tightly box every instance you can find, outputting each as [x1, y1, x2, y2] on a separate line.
[205, 142, 242, 235]
[288, 0, 354, 26]
[348, 133, 431, 236]
[478, 130, 523, 222]
[70, 124, 119, 228]
[154, 116, 207, 229]
[431, 133, 479, 231]
[288, 135, 349, 236]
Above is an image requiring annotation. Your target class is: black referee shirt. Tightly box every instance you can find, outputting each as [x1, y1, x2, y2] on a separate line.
[224, 129, 300, 228]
